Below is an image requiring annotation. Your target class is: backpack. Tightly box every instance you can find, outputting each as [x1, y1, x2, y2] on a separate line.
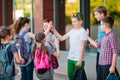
[15, 31, 31, 64]
[0, 44, 13, 79]
[50, 55, 59, 69]
[34, 48, 50, 74]
[105, 73, 119, 80]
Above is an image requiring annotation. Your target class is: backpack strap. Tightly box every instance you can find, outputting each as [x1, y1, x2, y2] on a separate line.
[17, 31, 28, 39]
[17, 31, 32, 46]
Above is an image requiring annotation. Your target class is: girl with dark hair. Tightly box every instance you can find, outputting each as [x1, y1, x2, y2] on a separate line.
[12, 17, 35, 80]
[0, 27, 24, 80]
[32, 32, 52, 80]
[32, 32, 60, 80]
[42, 20, 60, 80]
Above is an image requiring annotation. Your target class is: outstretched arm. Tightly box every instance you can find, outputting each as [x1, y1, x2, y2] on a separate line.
[52, 38, 60, 58]
[86, 29, 97, 48]
[52, 27, 68, 41]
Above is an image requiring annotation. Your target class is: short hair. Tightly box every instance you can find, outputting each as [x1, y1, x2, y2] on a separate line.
[94, 6, 107, 16]
[71, 12, 83, 20]
[101, 16, 114, 28]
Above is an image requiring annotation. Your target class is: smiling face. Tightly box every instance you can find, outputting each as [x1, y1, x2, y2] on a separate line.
[94, 12, 104, 21]
[71, 17, 82, 29]
[43, 22, 49, 31]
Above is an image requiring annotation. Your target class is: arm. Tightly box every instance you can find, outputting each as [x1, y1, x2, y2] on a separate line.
[109, 36, 118, 73]
[77, 40, 86, 66]
[28, 32, 35, 40]
[52, 38, 60, 58]
[53, 28, 68, 41]
[109, 53, 118, 73]
[86, 29, 97, 48]
[13, 52, 24, 64]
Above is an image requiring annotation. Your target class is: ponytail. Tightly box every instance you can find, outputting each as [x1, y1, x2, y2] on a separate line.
[12, 17, 30, 34]
[13, 17, 23, 34]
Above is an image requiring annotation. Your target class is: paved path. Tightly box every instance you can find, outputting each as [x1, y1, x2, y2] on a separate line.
[15, 50, 120, 80]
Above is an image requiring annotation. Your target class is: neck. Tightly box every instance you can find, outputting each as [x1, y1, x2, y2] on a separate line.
[106, 28, 112, 33]
[76, 26, 82, 29]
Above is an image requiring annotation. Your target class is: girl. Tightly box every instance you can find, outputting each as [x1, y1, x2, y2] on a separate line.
[32, 32, 60, 80]
[12, 17, 35, 80]
[43, 20, 60, 80]
[0, 27, 24, 80]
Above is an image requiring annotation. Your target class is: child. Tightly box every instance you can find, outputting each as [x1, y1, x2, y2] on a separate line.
[86, 16, 120, 80]
[51, 12, 87, 80]
[12, 17, 35, 80]
[32, 32, 60, 80]
[0, 27, 24, 80]
[92, 6, 107, 74]
[43, 20, 60, 80]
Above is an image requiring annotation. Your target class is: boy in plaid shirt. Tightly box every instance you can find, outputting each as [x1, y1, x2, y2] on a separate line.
[86, 16, 120, 80]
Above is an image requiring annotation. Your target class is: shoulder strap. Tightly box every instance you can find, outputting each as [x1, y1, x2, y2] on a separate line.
[17, 31, 28, 39]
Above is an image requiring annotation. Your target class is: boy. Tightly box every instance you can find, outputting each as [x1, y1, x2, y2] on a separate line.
[51, 12, 87, 80]
[92, 6, 107, 74]
[86, 16, 119, 80]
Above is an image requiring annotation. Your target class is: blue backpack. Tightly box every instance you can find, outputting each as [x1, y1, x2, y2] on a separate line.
[15, 31, 32, 64]
[0, 44, 13, 79]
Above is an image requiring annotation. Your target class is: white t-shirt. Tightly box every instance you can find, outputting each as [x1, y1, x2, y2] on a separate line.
[66, 27, 87, 61]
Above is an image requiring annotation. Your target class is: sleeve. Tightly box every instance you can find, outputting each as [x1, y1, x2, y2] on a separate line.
[109, 36, 118, 54]
[66, 29, 73, 37]
[97, 40, 101, 48]
[11, 44, 18, 53]
[80, 29, 87, 40]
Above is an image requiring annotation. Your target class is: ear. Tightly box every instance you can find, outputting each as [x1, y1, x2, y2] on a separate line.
[101, 13, 105, 17]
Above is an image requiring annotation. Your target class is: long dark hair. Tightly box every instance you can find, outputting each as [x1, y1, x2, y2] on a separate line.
[12, 17, 30, 34]
[0, 27, 12, 47]
[32, 32, 48, 59]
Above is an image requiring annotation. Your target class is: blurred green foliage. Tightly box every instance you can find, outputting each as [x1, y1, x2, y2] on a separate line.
[66, 0, 120, 25]
[16, 0, 30, 18]
[16, 0, 120, 25]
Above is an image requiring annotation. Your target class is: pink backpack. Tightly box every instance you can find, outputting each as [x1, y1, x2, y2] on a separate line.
[34, 48, 50, 74]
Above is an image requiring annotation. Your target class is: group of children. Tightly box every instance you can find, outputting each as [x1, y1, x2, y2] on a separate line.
[0, 5, 120, 80]
[0, 17, 60, 80]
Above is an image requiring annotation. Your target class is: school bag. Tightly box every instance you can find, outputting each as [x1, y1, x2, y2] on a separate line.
[50, 55, 59, 69]
[15, 31, 31, 64]
[34, 48, 50, 74]
[0, 44, 13, 79]
[71, 67, 87, 80]
[105, 73, 119, 80]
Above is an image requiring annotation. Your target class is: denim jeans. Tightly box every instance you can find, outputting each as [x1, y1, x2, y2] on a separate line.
[20, 61, 34, 80]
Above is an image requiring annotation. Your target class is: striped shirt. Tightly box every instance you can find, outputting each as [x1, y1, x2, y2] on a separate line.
[97, 31, 118, 65]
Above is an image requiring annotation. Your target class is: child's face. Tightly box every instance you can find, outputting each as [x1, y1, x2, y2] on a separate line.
[43, 22, 49, 31]
[94, 12, 104, 21]
[71, 17, 82, 28]
[101, 21, 106, 32]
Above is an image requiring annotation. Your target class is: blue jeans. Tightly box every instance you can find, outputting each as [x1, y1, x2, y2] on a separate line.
[20, 61, 34, 80]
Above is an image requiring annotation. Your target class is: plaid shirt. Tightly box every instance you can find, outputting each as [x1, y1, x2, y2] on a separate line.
[97, 31, 118, 65]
